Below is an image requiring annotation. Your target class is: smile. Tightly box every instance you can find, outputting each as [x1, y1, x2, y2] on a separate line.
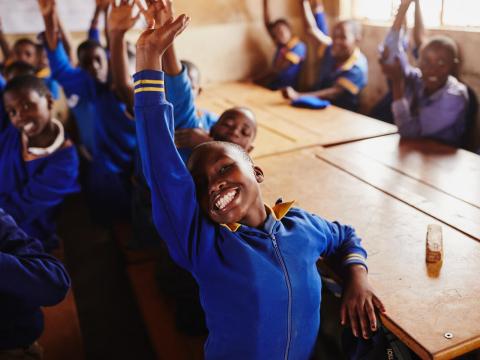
[23, 122, 35, 132]
[213, 188, 239, 211]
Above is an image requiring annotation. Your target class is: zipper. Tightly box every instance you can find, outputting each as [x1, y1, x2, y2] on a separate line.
[271, 233, 292, 360]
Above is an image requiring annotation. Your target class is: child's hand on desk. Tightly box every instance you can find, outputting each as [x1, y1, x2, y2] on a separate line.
[175, 128, 212, 149]
[135, 0, 189, 72]
[341, 264, 386, 339]
[108, 0, 140, 34]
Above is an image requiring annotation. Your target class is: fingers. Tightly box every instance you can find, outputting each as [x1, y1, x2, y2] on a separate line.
[348, 306, 360, 338]
[165, 14, 190, 37]
[357, 304, 370, 339]
[340, 302, 347, 326]
[365, 299, 377, 332]
[372, 295, 386, 313]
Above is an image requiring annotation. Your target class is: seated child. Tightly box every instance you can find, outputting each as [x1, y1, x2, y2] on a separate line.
[371, 0, 426, 123]
[282, 0, 367, 112]
[1, 75, 80, 251]
[0, 208, 70, 358]
[4, 60, 37, 81]
[134, 12, 385, 359]
[254, 0, 307, 90]
[380, 0, 468, 147]
[39, 0, 136, 223]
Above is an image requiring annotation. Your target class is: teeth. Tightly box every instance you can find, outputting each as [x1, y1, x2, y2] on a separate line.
[215, 190, 236, 210]
[23, 122, 34, 132]
[428, 76, 438, 82]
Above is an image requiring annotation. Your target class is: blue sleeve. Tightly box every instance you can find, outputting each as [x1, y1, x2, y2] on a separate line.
[314, 11, 329, 35]
[0, 146, 80, 225]
[315, 215, 368, 271]
[0, 209, 70, 306]
[46, 41, 92, 100]
[88, 27, 100, 43]
[0, 74, 5, 90]
[336, 66, 367, 96]
[164, 66, 199, 130]
[134, 70, 216, 271]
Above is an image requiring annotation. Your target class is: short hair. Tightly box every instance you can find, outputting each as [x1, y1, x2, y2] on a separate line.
[188, 141, 254, 170]
[337, 19, 362, 40]
[218, 106, 257, 139]
[4, 61, 37, 79]
[422, 35, 460, 64]
[77, 39, 103, 61]
[4, 75, 50, 97]
[13, 38, 37, 50]
[269, 18, 292, 32]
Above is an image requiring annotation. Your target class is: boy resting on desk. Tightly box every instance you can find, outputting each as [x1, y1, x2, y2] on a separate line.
[134, 4, 385, 359]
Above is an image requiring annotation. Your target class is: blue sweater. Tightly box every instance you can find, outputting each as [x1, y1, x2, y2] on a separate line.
[134, 70, 368, 359]
[0, 124, 80, 251]
[0, 208, 70, 350]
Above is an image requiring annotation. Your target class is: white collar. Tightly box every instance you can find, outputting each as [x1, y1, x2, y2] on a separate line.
[28, 118, 65, 156]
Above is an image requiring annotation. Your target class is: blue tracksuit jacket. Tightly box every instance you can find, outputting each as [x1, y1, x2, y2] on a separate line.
[134, 70, 368, 359]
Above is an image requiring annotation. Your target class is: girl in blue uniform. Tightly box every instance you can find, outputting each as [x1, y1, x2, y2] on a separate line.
[1, 75, 79, 251]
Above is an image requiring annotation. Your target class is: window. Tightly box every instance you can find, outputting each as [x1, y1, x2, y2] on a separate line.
[352, 0, 480, 28]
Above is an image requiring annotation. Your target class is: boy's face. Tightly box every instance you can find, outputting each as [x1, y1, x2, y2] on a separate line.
[271, 23, 292, 47]
[3, 88, 53, 138]
[419, 45, 453, 94]
[79, 46, 108, 84]
[188, 143, 264, 225]
[13, 43, 38, 67]
[209, 109, 256, 153]
[331, 23, 356, 62]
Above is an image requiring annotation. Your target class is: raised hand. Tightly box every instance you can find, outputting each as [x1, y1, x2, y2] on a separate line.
[37, 0, 56, 17]
[96, 0, 110, 12]
[108, 0, 140, 33]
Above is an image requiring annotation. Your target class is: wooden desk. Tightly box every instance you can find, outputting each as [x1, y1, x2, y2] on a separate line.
[202, 82, 398, 147]
[257, 148, 480, 360]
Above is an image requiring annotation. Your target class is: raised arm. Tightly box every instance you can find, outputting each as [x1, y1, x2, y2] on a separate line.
[392, 0, 412, 32]
[263, 0, 273, 38]
[0, 18, 11, 62]
[56, 14, 74, 61]
[0, 209, 70, 306]
[413, 0, 425, 51]
[38, 0, 59, 51]
[107, 0, 140, 109]
[302, 0, 331, 46]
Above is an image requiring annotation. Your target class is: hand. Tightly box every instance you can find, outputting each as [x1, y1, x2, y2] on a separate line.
[340, 265, 386, 339]
[135, 7, 189, 72]
[96, 0, 110, 12]
[281, 86, 300, 101]
[135, 0, 172, 29]
[37, 0, 56, 17]
[175, 128, 212, 148]
[108, 0, 140, 33]
[380, 56, 404, 83]
[401, 0, 413, 5]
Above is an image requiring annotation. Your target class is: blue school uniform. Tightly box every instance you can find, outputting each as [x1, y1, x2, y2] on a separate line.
[316, 46, 368, 111]
[47, 41, 135, 221]
[268, 37, 307, 90]
[37, 67, 61, 100]
[315, 10, 329, 35]
[0, 125, 80, 251]
[134, 70, 369, 360]
[0, 75, 6, 132]
[0, 208, 70, 350]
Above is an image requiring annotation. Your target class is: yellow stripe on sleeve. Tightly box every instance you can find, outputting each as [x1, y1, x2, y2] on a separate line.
[134, 87, 165, 93]
[284, 51, 301, 65]
[336, 77, 360, 95]
[133, 79, 165, 87]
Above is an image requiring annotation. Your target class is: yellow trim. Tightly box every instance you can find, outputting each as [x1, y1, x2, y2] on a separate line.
[344, 253, 366, 261]
[336, 77, 360, 95]
[133, 79, 165, 86]
[340, 47, 360, 72]
[134, 87, 165, 93]
[285, 51, 301, 65]
[36, 67, 51, 79]
[221, 223, 241, 232]
[286, 36, 300, 50]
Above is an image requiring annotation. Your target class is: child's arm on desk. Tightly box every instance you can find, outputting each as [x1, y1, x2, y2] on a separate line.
[134, 11, 214, 271]
[320, 219, 385, 339]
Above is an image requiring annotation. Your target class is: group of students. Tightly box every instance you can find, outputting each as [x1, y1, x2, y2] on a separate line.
[0, 0, 478, 359]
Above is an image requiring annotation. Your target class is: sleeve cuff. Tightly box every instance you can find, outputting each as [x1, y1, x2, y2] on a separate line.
[391, 97, 410, 125]
[342, 253, 368, 271]
[133, 70, 166, 106]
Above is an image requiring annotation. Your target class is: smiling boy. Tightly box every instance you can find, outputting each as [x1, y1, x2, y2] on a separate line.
[0, 75, 79, 251]
[134, 7, 384, 360]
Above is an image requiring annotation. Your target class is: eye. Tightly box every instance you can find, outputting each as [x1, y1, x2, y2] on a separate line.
[219, 164, 232, 174]
[7, 109, 16, 118]
[242, 127, 252, 137]
[22, 103, 31, 111]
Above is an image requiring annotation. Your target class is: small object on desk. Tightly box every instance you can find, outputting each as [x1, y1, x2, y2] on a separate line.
[291, 96, 331, 109]
[426, 224, 443, 263]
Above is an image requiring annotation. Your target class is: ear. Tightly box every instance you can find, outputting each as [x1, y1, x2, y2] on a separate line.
[46, 94, 54, 110]
[253, 165, 264, 184]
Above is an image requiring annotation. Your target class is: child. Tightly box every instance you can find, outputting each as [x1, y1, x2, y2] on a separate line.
[0, 208, 70, 358]
[39, 0, 136, 223]
[1, 75, 79, 251]
[282, 0, 367, 112]
[254, 0, 307, 90]
[4, 61, 37, 81]
[134, 10, 385, 359]
[371, 0, 426, 123]
[380, 0, 468, 147]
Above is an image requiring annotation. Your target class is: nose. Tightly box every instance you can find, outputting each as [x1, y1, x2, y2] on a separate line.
[209, 178, 226, 196]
